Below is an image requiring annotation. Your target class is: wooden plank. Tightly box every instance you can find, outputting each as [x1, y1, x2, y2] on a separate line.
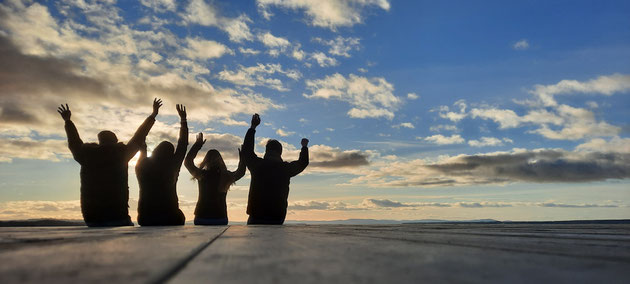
[0, 226, 227, 283]
[170, 224, 630, 284]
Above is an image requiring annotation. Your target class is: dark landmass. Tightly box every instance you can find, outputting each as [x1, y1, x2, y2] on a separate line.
[0, 219, 85, 227]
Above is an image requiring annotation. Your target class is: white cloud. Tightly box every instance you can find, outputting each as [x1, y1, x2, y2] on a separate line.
[276, 128, 295, 137]
[422, 134, 465, 145]
[407, 92, 419, 100]
[446, 74, 629, 141]
[512, 39, 529, 50]
[313, 36, 360, 57]
[238, 47, 260, 55]
[140, 0, 176, 12]
[256, 0, 390, 30]
[468, 137, 512, 147]
[392, 122, 414, 129]
[258, 31, 290, 48]
[220, 118, 249, 126]
[310, 52, 338, 67]
[529, 73, 630, 107]
[304, 73, 401, 119]
[438, 99, 467, 122]
[291, 45, 306, 60]
[576, 137, 630, 153]
[429, 124, 458, 132]
[217, 63, 301, 91]
[182, 37, 233, 60]
[470, 108, 520, 129]
[183, 0, 253, 42]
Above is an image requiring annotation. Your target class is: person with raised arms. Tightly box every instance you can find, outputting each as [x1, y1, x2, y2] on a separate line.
[185, 132, 246, 225]
[57, 99, 162, 227]
[135, 104, 188, 226]
[241, 113, 309, 225]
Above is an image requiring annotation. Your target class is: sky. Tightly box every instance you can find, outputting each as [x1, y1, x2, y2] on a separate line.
[0, 0, 629, 222]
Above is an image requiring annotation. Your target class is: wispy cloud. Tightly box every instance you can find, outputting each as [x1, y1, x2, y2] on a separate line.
[218, 63, 301, 91]
[512, 39, 529, 50]
[256, 0, 390, 30]
[422, 134, 465, 145]
[183, 0, 254, 42]
[304, 73, 401, 119]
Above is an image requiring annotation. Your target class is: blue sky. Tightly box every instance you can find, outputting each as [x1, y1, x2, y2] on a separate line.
[0, 0, 629, 221]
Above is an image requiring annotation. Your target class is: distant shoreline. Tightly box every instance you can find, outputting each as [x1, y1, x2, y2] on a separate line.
[1, 218, 629, 227]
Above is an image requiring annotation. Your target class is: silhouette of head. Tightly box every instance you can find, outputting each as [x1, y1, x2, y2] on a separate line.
[200, 149, 227, 171]
[152, 141, 175, 161]
[98, 131, 118, 145]
[265, 139, 282, 156]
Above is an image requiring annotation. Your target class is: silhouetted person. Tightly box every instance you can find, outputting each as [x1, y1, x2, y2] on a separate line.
[185, 133, 246, 225]
[57, 99, 162, 227]
[135, 104, 188, 226]
[242, 114, 309, 225]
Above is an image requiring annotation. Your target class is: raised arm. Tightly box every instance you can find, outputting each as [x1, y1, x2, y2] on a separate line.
[136, 140, 147, 171]
[241, 114, 260, 164]
[185, 133, 205, 178]
[58, 104, 83, 162]
[287, 138, 309, 177]
[126, 98, 161, 160]
[173, 104, 189, 166]
[230, 148, 247, 182]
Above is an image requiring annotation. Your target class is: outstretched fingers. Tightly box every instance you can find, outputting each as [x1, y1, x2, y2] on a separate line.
[57, 104, 71, 120]
[176, 104, 187, 118]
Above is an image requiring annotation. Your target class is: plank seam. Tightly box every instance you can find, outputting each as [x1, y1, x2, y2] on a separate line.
[146, 226, 229, 284]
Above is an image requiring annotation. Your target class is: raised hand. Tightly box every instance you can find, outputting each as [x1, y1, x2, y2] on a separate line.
[152, 98, 163, 117]
[251, 113, 261, 129]
[57, 104, 71, 121]
[176, 104, 186, 120]
[301, 138, 309, 147]
[195, 132, 206, 146]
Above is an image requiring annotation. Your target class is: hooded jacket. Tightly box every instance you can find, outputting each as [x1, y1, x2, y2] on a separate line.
[64, 116, 155, 225]
[242, 128, 309, 221]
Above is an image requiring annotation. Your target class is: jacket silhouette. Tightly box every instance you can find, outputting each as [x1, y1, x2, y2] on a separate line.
[58, 99, 161, 227]
[135, 104, 188, 226]
[185, 133, 246, 225]
[242, 114, 309, 225]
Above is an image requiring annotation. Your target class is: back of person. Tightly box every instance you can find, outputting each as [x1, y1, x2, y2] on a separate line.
[79, 143, 130, 224]
[246, 158, 293, 221]
[136, 160, 184, 226]
[194, 170, 228, 219]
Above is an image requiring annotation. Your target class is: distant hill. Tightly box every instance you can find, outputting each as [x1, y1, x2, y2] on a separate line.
[0, 219, 85, 227]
